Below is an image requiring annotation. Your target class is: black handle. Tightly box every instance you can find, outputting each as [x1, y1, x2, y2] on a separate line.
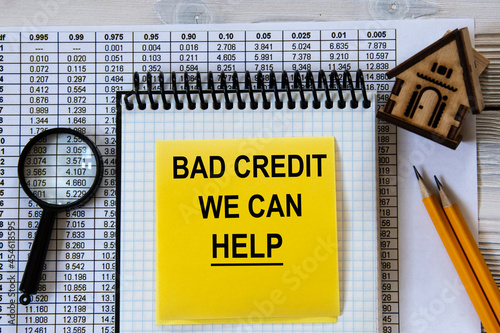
[19, 209, 57, 305]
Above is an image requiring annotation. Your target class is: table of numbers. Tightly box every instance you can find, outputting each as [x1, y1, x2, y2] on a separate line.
[0, 25, 396, 333]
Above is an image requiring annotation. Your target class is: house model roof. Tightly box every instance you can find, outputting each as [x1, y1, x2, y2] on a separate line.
[377, 27, 489, 149]
[386, 28, 485, 114]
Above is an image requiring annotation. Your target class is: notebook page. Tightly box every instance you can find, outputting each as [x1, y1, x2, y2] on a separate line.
[118, 90, 378, 332]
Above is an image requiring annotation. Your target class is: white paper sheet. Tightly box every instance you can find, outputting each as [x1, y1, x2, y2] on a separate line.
[392, 19, 480, 333]
[0, 18, 479, 333]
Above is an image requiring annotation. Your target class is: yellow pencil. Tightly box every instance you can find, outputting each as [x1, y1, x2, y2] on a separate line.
[435, 175, 500, 325]
[413, 167, 500, 333]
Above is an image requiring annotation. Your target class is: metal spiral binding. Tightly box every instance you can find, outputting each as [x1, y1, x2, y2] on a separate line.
[124, 69, 372, 111]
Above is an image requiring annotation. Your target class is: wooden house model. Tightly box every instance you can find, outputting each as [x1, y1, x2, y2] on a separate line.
[377, 28, 489, 149]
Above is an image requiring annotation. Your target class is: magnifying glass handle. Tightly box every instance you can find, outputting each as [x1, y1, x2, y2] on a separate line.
[19, 209, 57, 305]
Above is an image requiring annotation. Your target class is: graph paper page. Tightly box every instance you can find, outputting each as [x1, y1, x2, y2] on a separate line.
[118, 89, 378, 332]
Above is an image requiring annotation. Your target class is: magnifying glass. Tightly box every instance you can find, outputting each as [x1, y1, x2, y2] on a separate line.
[17, 128, 103, 305]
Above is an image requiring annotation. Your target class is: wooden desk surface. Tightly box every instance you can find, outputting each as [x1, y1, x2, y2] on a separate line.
[2, 0, 500, 315]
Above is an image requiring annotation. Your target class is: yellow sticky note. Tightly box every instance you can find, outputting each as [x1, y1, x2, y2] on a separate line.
[156, 137, 339, 325]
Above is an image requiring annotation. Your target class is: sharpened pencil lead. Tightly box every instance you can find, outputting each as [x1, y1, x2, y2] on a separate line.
[413, 166, 423, 180]
[434, 176, 443, 190]
[435, 176, 452, 208]
[414, 166, 432, 199]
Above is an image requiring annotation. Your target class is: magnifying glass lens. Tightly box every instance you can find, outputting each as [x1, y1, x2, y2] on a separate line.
[23, 132, 98, 207]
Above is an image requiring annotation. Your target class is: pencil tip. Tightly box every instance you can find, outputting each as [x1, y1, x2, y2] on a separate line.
[414, 166, 431, 198]
[434, 176, 443, 190]
[413, 166, 422, 180]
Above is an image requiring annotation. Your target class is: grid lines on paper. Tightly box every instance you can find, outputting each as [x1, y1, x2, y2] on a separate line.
[119, 92, 377, 333]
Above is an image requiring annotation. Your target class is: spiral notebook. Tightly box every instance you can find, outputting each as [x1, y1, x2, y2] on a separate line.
[117, 70, 378, 331]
